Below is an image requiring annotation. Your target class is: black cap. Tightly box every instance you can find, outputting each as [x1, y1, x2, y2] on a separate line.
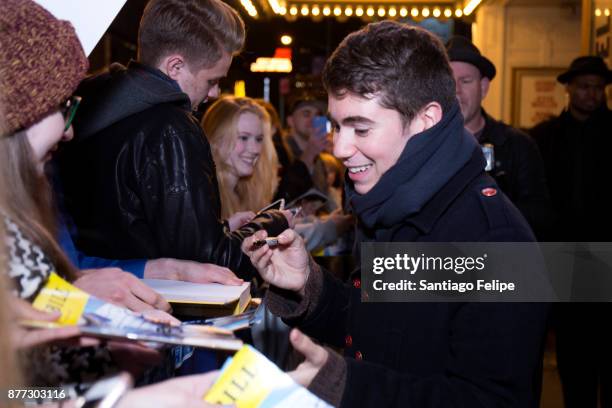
[446, 36, 496, 80]
[287, 92, 326, 114]
[557, 56, 612, 84]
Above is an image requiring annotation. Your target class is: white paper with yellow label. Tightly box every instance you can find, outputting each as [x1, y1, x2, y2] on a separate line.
[205, 345, 331, 408]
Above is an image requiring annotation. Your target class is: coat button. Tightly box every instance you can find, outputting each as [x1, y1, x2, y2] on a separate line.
[345, 335, 353, 347]
[355, 351, 363, 360]
[353, 278, 361, 288]
[481, 187, 497, 197]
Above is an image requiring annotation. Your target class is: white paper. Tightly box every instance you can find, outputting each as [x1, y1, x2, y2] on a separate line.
[142, 279, 250, 304]
[34, 0, 127, 56]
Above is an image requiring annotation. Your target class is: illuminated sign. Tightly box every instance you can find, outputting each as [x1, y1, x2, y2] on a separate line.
[250, 58, 293, 73]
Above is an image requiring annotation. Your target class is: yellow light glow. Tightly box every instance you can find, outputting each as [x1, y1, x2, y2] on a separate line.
[377, 7, 385, 17]
[388, 7, 397, 17]
[280, 35, 293, 45]
[455, 8, 463, 17]
[605, 8, 611, 16]
[234, 80, 246, 97]
[345, 6, 353, 16]
[422, 7, 430, 17]
[595, 8, 602, 16]
[289, 5, 298, 15]
[312, 6, 320, 15]
[323, 6, 331, 15]
[366, 7, 375, 16]
[250, 58, 292, 73]
[334, 6, 342, 16]
[433, 8, 441, 17]
[411, 7, 419, 17]
[301, 5, 309, 15]
[444, 8, 452, 18]
[355, 6, 364, 16]
[240, 0, 258, 17]
[267, 0, 281, 14]
[399, 7, 408, 17]
[279, 6, 287, 15]
[463, 0, 482, 16]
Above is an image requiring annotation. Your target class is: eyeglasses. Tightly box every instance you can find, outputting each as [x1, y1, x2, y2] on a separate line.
[61, 95, 81, 131]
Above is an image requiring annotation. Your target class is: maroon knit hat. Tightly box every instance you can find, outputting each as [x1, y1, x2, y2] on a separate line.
[0, 0, 89, 136]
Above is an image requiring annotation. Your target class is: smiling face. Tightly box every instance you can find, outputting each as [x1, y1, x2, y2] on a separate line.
[330, 92, 422, 194]
[26, 110, 74, 173]
[226, 111, 264, 178]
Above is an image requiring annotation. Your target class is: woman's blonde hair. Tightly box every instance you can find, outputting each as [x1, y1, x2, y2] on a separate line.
[202, 96, 279, 219]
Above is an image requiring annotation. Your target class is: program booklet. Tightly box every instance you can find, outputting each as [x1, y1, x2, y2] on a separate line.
[204, 345, 332, 407]
[26, 272, 243, 350]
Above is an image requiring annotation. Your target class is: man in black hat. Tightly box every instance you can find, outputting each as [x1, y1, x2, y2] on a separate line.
[529, 56, 612, 408]
[447, 36, 552, 238]
[285, 95, 330, 195]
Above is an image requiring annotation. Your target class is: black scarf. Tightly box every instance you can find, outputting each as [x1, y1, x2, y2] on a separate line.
[346, 103, 480, 230]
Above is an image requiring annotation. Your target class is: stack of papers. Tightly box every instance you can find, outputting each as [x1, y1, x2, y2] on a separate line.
[142, 279, 251, 318]
[27, 272, 243, 350]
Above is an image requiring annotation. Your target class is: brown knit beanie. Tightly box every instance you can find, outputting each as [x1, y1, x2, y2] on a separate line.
[0, 0, 89, 137]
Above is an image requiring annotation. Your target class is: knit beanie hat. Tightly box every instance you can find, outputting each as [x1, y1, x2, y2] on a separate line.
[0, 0, 89, 137]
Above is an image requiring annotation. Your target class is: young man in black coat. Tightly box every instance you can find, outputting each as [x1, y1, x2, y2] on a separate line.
[243, 22, 549, 407]
[446, 36, 552, 239]
[56, 0, 287, 279]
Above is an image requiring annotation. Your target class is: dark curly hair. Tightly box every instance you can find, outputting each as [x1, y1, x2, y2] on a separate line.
[323, 21, 455, 125]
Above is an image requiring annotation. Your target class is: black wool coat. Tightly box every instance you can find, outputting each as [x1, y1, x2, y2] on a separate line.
[293, 149, 550, 408]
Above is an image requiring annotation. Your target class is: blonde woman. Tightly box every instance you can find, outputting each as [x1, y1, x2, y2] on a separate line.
[202, 96, 279, 219]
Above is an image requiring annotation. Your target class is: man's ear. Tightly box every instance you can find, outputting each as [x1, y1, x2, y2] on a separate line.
[480, 76, 491, 100]
[417, 102, 443, 131]
[286, 114, 294, 129]
[158, 55, 186, 81]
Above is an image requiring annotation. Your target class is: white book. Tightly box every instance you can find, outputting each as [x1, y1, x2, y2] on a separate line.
[142, 279, 251, 317]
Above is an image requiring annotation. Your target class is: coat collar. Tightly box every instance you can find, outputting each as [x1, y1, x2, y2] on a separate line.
[405, 147, 486, 235]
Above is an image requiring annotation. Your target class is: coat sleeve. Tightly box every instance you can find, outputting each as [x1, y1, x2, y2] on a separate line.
[266, 262, 353, 348]
[127, 126, 257, 278]
[338, 302, 550, 408]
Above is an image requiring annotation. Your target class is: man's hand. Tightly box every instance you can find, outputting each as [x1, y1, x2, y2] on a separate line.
[144, 258, 243, 285]
[74, 268, 170, 312]
[242, 229, 310, 296]
[288, 329, 329, 387]
[227, 211, 256, 231]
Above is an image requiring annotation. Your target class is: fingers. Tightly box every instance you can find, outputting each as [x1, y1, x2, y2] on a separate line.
[141, 309, 181, 326]
[197, 264, 243, 286]
[19, 326, 81, 349]
[10, 297, 60, 321]
[289, 329, 328, 367]
[241, 229, 268, 256]
[128, 277, 171, 312]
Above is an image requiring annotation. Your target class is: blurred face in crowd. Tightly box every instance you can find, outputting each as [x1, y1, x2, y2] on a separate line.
[226, 111, 264, 178]
[26, 110, 73, 173]
[450, 61, 489, 130]
[176, 52, 232, 109]
[330, 92, 422, 195]
[567, 74, 607, 117]
[288, 104, 322, 141]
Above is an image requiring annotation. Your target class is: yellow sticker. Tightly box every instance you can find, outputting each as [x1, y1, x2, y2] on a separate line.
[204, 345, 292, 407]
[32, 272, 89, 325]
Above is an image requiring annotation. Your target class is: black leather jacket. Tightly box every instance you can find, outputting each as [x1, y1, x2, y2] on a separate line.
[57, 62, 287, 279]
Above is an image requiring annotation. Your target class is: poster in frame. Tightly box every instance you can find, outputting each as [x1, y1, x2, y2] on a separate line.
[511, 67, 567, 129]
